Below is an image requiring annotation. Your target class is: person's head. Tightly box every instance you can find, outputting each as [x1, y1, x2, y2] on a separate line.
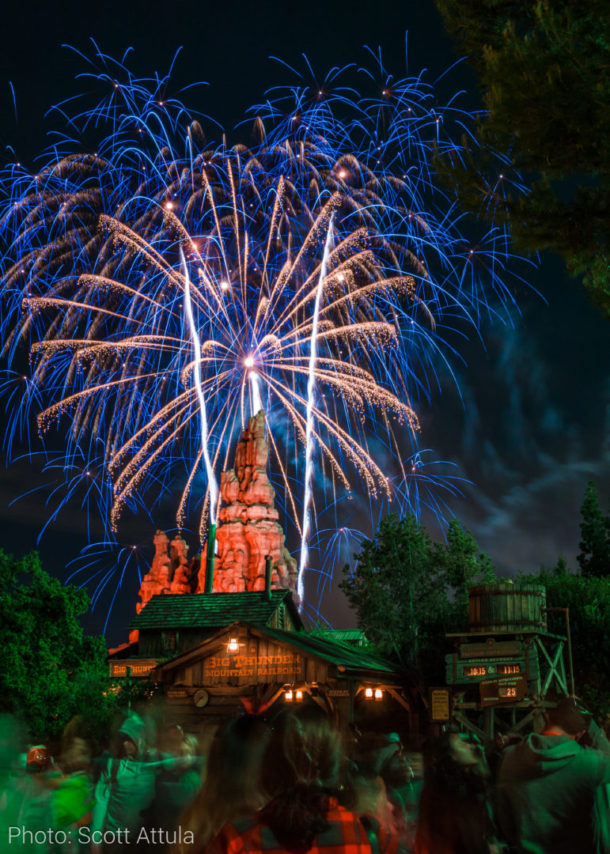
[172, 714, 269, 854]
[115, 713, 147, 759]
[379, 734, 413, 788]
[260, 707, 344, 853]
[160, 723, 185, 756]
[263, 705, 342, 797]
[121, 737, 137, 758]
[180, 733, 199, 758]
[61, 737, 91, 773]
[353, 731, 412, 788]
[546, 697, 588, 739]
[449, 732, 480, 767]
[421, 730, 486, 793]
[26, 745, 50, 774]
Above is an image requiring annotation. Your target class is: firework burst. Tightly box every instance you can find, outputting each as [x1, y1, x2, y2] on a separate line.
[0, 47, 527, 615]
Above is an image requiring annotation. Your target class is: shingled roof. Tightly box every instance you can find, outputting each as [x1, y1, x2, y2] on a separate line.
[308, 628, 368, 647]
[260, 626, 401, 676]
[130, 590, 302, 631]
[152, 621, 401, 680]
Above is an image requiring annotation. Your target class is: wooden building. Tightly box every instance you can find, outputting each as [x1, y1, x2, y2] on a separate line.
[445, 583, 571, 738]
[150, 620, 409, 734]
[108, 589, 301, 678]
[107, 417, 413, 736]
[108, 580, 413, 737]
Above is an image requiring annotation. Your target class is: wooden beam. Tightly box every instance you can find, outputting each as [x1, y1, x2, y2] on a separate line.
[385, 686, 411, 713]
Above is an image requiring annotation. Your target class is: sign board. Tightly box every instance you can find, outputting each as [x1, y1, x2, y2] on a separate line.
[446, 655, 528, 684]
[479, 675, 527, 707]
[109, 659, 158, 679]
[202, 650, 303, 681]
[166, 687, 189, 699]
[460, 639, 522, 659]
[430, 688, 451, 721]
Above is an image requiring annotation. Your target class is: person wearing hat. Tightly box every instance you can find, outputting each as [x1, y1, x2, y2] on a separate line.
[497, 697, 610, 854]
[91, 714, 157, 852]
[91, 713, 201, 852]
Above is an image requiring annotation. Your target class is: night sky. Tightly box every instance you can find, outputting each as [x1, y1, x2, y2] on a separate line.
[1, 0, 608, 644]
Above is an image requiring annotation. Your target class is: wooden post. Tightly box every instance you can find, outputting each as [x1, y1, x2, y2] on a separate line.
[204, 523, 217, 593]
[126, 665, 132, 713]
[265, 555, 272, 601]
[565, 607, 575, 696]
[544, 606, 576, 695]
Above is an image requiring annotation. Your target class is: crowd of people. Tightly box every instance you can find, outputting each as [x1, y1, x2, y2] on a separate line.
[1, 696, 610, 854]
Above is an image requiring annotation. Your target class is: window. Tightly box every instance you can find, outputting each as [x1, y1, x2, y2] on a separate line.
[164, 631, 177, 652]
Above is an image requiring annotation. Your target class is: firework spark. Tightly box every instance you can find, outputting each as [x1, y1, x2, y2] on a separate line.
[0, 48, 528, 617]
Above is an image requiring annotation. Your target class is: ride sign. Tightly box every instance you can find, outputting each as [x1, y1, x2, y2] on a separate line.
[479, 675, 527, 706]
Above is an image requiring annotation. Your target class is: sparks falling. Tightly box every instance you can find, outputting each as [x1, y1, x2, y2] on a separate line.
[0, 48, 528, 617]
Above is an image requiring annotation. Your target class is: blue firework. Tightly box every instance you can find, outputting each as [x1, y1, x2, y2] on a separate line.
[0, 47, 528, 614]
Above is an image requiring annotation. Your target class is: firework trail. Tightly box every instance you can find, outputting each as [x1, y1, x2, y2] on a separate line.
[180, 247, 219, 524]
[0, 47, 529, 618]
[298, 215, 334, 602]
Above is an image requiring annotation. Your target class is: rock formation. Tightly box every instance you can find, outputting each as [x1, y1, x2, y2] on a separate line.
[133, 410, 297, 622]
[197, 410, 297, 594]
[136, 531, 196, 613]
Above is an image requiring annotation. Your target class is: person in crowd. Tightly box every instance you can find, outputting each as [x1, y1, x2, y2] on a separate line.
[91, 713, 159, 853]
[152, 729, 202, 848]
[202, 705, 376, 854]
[485, 733, 522, 783]
[159, 723, 189, 758]
[0, 716, 45, 854]
[402, 749, 424, 836]
[48, 732, 95, 852]
[414, 729, 499, 854]
[342, 760, 408, 854]
[353, 731, 416, 849]
[497, 696, 610, 854]
[174, 715, 270, 854]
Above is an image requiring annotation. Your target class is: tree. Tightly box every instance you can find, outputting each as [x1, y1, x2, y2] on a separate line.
[578, 481, 610, 577]
[437, 518, 497, 618]
[434, 0, 610, 315]
[0, 550, 117, 740]
[340, 514, 495, 678]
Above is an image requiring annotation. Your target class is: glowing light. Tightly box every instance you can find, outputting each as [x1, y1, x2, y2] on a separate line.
[249, 370, 263, 415]
[295, 689, 304, 701]
[365, 687, 374, 699]
[0, 51, 526, 621]
[298, 216, 334, 604]
[374, 688, 383, 700]
[181, 248, 219, 525]
[227, 637, 239, 653]
[284, 689, 294, 702]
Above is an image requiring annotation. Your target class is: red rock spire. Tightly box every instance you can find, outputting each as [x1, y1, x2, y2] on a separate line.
[197, 410, 297, 593]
